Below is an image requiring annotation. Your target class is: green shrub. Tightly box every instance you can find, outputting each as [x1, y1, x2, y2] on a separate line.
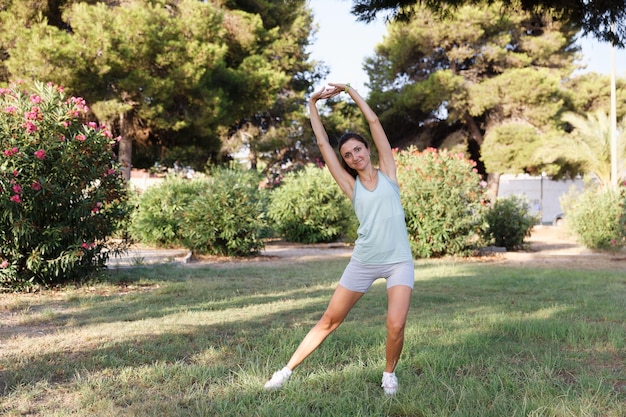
[267, 164, 356, 243]
[129, 176, 207, 247]
[482, 195, 537, 250]
[129, 169, 267, 256]
[0, 81, 130, 289]
[181, 168, 266, 256]
[396, 147, 487, 258]
[562, 186, 626, 250]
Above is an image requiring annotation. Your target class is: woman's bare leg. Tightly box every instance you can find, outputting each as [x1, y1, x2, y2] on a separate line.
[384, 285, 412, 373]
[285, 285, 364, 370]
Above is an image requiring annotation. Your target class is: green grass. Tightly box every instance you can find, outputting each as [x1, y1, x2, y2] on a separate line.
[1, 259, 624, 416]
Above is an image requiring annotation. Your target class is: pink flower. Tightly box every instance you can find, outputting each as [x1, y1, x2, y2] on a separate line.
[81, 242, 95, 250]
[10, 194, 21, 203]
[70, 97, 89, 114]
[611, 239, 616, 246]
[30, 94, 42, 104]
[72, 97, 87, 106]
[0, 260, 8, 268]
[4, 106, 17, 114]
[13, 170, 18, 177]
[3, 147, 18, 157]
[24, 122, 37, 133]
[87, 121, 97, 128]
[76, 134, 86, 142]
[63, 121, 70, 127]
[92, 202, 103, 213]
[12, 184, 21, 194]
[25, 107, 42, 120]
[31, 181, 42, 191]
[34, 149, 46, 160]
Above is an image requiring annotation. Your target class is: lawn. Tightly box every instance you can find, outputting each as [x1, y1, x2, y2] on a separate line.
[1, 258, 624, 416]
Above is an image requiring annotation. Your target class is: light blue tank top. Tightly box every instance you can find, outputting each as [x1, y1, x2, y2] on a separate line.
[351, 171, 413, 264]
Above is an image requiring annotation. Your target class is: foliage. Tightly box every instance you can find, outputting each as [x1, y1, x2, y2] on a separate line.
[351, 0, 626, 46]
[221, 3, 327, 175]
[364, 1, 583, 177]
[562, 186, 626, 250]
[267, 164, 356, 243]
[549, 110, 626, 187]
[396, 146, 487, 257]
[481, 122, 542, 175]
[0, 0, 320, 174]
[181, 168, 267, 256]
[565, 72, 626, 118]
[482, 195, 538, 250]
[128, 177, 208, 248]
[0, 81, 130, 289]
[129, 169, 267, 256]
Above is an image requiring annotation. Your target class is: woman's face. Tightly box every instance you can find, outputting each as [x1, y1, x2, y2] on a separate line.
[340, 138, 370, 171]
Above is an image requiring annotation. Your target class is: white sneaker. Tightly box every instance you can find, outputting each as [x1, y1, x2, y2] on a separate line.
[264, 367, 292, 390]
[381, 372, 398, 395]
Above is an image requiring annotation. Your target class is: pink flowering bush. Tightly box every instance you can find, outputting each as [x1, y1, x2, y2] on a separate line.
[0, 81, 130, 289]
[396, 147, 488, 258]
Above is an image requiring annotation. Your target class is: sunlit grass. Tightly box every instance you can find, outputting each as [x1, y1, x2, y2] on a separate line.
[1, 259, 624, 416]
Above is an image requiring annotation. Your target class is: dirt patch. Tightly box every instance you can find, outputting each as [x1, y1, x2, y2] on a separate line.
[500, 225, 626, 271]
[183, 226, 626, 272]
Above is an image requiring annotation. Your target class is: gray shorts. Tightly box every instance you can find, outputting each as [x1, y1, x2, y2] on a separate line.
[338, 259, 415, 293]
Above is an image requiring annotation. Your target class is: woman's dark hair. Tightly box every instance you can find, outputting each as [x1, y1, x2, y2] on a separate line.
[337, 133, 369, 178]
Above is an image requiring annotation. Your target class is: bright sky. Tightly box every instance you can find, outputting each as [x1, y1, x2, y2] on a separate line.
[308, 0, 626, 95]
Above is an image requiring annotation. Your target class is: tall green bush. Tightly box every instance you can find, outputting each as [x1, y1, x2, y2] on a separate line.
[129, 169, 267, 256]
[482, 195, 537, 250]
[129, 176, 207, 247]
[562, 186, 626, 250]
[181, 168, 267, 256]
[396, 147, 487, 258]
[0, 81, 130, 289]
[267, 164, 356, 243]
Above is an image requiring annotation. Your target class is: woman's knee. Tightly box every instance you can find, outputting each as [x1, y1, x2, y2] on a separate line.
[317, 311, 343, 331]
[386, 318, 406, 337]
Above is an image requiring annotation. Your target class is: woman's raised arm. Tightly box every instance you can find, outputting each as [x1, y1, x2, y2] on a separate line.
[328, 83, 397, 183]
[309, 86, 356, 198]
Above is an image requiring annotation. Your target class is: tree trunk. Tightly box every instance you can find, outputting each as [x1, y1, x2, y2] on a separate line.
[249, 149, 258, 170]
[464, 111, 483, 147]
[486, 172, 500, 201]
[118, 112, 132, 181]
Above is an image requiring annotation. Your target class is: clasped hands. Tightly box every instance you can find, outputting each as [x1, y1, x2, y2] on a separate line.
[313, 83, 349, 101]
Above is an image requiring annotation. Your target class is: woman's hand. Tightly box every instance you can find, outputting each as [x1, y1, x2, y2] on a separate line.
[311, 84, 342, 102]
[328, 83, 349, 93]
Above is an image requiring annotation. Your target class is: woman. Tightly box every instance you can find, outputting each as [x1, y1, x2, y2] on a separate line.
[264, 83, 414, 395]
